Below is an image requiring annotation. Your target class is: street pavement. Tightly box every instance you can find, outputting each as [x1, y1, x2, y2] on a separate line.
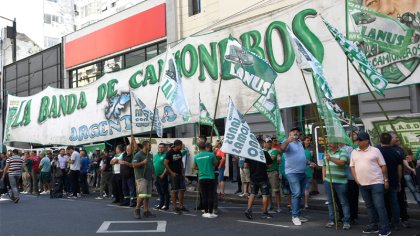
[1, 193, 419, 236]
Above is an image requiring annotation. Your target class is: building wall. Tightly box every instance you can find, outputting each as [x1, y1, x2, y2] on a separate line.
[358, 85, 420, 118]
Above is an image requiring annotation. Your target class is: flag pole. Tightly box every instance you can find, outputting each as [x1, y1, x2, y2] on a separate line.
[347, 60, 400, 136]
[300, 70, 338, 229]
[345, 0, 354, 143]
[210, 75, 223, 144]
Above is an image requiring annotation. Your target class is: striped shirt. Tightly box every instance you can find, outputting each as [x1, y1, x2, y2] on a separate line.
[6, 155, 24, 176]
[324, 148, 349, 184]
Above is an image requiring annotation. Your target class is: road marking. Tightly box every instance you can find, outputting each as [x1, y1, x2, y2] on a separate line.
[107, 204, 131, 209]
[97, 221, 166, 233]
[237, 220, 290, 228]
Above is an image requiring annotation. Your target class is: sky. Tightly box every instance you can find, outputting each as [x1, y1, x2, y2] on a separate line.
[0, 0, 45, 47]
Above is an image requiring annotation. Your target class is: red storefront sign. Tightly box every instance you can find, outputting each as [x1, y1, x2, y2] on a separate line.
[65, 3, 166, 68]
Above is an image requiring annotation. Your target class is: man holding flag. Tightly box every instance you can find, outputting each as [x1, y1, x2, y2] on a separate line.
[244, 138, 273, 220]
[280, 127, 309, 226]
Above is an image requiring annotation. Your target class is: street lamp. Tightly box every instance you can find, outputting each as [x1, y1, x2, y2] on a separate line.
[0, 16, 16, 62]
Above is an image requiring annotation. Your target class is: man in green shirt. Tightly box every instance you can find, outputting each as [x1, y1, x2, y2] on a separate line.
[132, 141, 155, 219]
[22, 151, 33, 194]
[153, 143, 169, 210]
[193, 141, 218, 218]
[264, 138, 281, 213]
[323, 142, 351, 230]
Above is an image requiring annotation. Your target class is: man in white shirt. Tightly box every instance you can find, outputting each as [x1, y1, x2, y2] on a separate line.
[66, 146, 80, 198]
[58, 149, 69, 193]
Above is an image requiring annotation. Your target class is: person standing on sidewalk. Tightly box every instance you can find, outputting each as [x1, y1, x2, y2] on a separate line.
[280, 127, 308, 226]
[30, 151, 41, 195]
[79, 150, 91, 195]
[1, 149, 29, 203]
[214, 140, 226, 198]
[153, 143, 170, 210]
[39, 152, 52, 195]
[244, 138, 273, 220]
[57, 149, 69, 194]
[323, 142, 351, 230]
[193, 141, 218, 218]
[66, 146, 81, 199]
[378, 133, 403, 231]
[339, 143, 359, 224]
[22, 151, 32, 194]
[111, 145, 124, 203]
[118, 140, 138, 207]
[264, 138, 281, 213]
[165, 140, 189, 214]
[132, 141, 155, 219]
[350, 132, 390, 236]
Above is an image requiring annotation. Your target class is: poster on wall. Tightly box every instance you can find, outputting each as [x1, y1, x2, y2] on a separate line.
[3, 0, 420, 146]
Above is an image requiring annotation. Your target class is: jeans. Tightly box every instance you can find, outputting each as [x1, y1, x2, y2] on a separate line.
[347, 180, 359, 220]
[286, 173, 306, 217]
[121, 176, 136, 203]
[404, 175, 420, 205]
[31, 171, 40, 194]
[200, 179, 216, 213]
[359, 184, 390, 234]
[80, 172, 89, 194]
[8, 175, 21, 200]
[384, 186, 400, 225]
[323, 181, 350, 224]
[155, 175, 170, 207]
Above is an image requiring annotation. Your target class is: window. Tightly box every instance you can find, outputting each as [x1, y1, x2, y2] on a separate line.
[125, 48, 146, 68]
[103, 56, 122, 73]
[189, 0, 201, 16]
[44, 36, 60, 48]
[70, 41, 166, 88]
[44, 14, 61, 24]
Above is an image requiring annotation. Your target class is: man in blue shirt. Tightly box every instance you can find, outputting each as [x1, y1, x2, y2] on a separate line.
[80, 150, 91, 195]
[280, 127, 308, 226]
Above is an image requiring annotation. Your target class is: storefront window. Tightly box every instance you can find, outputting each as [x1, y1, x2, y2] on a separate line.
[125, 48, 146, 68]
[104, 56, 122, 73]
[146, 45, 158, 60]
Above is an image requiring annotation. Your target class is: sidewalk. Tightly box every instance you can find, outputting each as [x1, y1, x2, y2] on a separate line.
[183, 179, 420, 220]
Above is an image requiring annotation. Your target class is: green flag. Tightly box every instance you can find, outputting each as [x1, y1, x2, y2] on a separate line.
[288, 28, 353, 145]
[253, 85, 286, 140]
[198, 93, 220, 138]
[346, 0, 414, 57]
[322, 17, 388, 96]
[222, 36, 277, 96]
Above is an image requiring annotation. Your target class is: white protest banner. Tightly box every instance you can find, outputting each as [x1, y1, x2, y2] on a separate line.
[4, 0, 419, 146]
[220, 98, 265, 163]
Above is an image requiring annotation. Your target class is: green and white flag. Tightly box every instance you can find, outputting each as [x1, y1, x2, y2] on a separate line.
[160, 46, 191, 121]
[221, 98, 265, 163]
[198, 93, 220, 138]
[131, 91, 163, 137]
[288, 28, 353, 145]
[322, 17, 388, 96]
[223, 36, 278, 96]
[253, 86, 286, 140]
[346, 0, 414, 57]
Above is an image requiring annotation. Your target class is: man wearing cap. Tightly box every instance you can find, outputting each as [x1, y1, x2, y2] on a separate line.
[280, 127, 308, 226]
[350, 132, 390, 236]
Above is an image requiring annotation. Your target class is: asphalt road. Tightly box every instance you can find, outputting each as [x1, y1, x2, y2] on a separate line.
[1, 194, 419, 236]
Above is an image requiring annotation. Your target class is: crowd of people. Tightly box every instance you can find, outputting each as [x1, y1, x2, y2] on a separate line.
[1, 129, 420, 236]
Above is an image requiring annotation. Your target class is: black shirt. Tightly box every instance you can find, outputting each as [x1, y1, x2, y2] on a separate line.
[102, 154, 113, 172]
[378, 146, 402, 187]
[245, 151, 273, 182]
[165, 149, 183, 175]
[120, 152, 134, 178]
